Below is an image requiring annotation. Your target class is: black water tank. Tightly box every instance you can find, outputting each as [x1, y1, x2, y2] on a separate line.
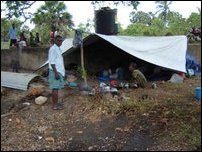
[95, 7, 118, 35]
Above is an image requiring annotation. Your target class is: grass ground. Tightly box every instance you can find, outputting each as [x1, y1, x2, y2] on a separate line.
[1, 76, 201, 151]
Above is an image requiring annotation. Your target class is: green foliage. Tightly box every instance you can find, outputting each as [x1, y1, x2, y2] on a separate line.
[129, 11, 153, 25]
[150, 18, 166, 35]
[187, 12, 201, 28]
[31, 1, 73, 27]
[2, 1, 201, 40]
[31, 25, 50, 44]
[120, 8, 201, 36]
[1, 18, 23, 41]
[3, 1, 36, 22]
[2, 1, 75, 44]
[79, 66, 87, 79]
[121, 19, 167, 36]
[121, 23, 146, 36]
[155, 1, 172, 24]
[117, 23, 125, 34]
[1, 19, 10, 41]
[166, 12, 189, 35]
[31, 1, 74, 44]
[77, 19, 94, 37]
[119, 1, 200, 36]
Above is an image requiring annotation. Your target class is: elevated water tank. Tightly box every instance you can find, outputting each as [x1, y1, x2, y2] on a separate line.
[95, 7, 118, 35]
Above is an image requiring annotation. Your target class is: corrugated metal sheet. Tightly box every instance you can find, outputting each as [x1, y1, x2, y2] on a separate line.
[1, 71, 41, 90]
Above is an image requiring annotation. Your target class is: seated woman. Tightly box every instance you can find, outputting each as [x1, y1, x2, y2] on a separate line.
[129, 62, 147, 88]
[18, 31, 27, 48]
[29, 32, 37, 47]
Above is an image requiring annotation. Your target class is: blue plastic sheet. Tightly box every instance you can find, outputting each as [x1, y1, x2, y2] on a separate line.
[186, 52, 201, 76]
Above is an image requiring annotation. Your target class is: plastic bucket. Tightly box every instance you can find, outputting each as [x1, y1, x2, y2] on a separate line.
[195, 87, 201, 100]
[69, 82, 78, 87]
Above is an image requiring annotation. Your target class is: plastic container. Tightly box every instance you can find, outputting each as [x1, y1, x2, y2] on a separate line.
[95, 7, 118, 35]
[195, 87, 201, 100]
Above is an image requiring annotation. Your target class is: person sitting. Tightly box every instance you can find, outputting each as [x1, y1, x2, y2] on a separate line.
[108, 68, 118, 79]
[29, 32, 37, 47]
[129, 62, 147, 88]
[108, 67, 124, 80]
[20, 31, 27, 42]
[18, 31, 27, 48]
[34, 32, 42, 46]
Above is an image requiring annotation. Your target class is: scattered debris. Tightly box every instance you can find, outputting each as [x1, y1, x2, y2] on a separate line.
[152, 83, 157, 89]
[35, 96, 48, 105]
[22, 102, 31, 106]
[38, 136, 43, 140]
[45, 137, 55, 143]
[77, 131, 83, 134]
[27, 87, 44, 97]
[1, 112, 16, 118]
[169, 73, 184, 83]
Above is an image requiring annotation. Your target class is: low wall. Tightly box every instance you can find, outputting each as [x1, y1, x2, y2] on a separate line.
[1, 46, 49, 70]
[1, 43, 201, 72]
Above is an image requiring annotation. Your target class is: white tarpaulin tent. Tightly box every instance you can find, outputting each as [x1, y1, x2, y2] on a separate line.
[95, 34, 187, 73]
[37, 33, 187, 73]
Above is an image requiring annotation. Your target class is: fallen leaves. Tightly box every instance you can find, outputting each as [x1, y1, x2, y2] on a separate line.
[27, 87, 44, 97]
[115, 126, 131, 132]
[45, 137, 55, 143]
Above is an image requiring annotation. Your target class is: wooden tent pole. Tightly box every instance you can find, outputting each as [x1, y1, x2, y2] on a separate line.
[80, 41, 87, 87]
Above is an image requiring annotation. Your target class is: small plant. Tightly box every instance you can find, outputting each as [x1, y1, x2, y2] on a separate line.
[76, 66, 88, 79]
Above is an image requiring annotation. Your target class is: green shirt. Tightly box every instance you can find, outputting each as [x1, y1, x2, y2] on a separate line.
[132, 69, 147, 88]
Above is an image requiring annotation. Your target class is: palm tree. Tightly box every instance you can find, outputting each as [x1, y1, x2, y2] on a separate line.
[155, 1, 172, 25]
[129, 11, 153, 25]
[31, 1, 74, 29]
[31, 1, 74, 43]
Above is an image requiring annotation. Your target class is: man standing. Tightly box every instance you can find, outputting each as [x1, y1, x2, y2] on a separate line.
[8, 23, 19, 72]
[48, 35, 65, 110]
[8, 23, 17, 47]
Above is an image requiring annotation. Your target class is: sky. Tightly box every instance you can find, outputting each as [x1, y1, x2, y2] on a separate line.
[64, 1, 201, 29]
[1, 1, 201, 31]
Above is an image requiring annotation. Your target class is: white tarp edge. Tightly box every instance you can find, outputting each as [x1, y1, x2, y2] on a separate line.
[95, 33, 187, 73]
[36, 34, 187, 73]
[36, 38, 73, 70]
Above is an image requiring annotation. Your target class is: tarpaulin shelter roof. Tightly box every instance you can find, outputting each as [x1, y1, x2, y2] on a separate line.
[37, 33, 187, 73]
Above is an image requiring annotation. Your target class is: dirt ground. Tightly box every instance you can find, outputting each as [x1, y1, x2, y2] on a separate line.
[1, 74, 201, 151]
